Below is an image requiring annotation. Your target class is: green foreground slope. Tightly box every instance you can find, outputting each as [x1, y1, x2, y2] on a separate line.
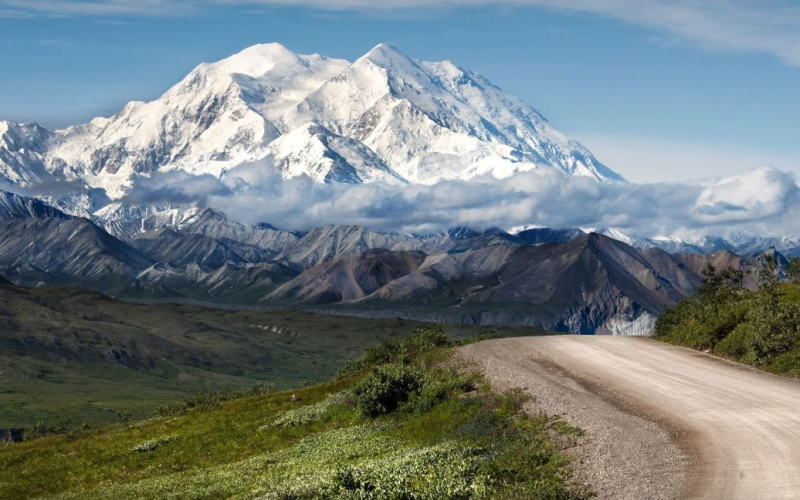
[0, 326, 589, 499]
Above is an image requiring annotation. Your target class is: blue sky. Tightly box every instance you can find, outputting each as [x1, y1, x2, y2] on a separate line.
[1, 0, 798, 182]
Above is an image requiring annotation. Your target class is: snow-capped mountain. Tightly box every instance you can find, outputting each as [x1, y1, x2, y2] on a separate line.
[635, 233, 800, 257]
[0, 42, 621, 209]
[582, 227, 634, 245]
[0, 122, 54, 187]
[287, 44, 621, 184]
[509, 224, 800, 257]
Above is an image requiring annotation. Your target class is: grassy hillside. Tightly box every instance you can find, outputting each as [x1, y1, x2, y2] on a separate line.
[655, 260, 800, 377]
[0, 326, 589, 499]
[0, 283, 545, 428]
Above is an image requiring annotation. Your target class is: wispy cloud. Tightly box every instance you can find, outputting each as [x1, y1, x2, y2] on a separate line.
[0, 7, 32, 17]
[3, 1, 798, 68]
[0, 0, 194, 17]
[232, 0, 800, 66]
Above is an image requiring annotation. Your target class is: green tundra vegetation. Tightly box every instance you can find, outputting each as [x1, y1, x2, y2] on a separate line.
[655, 256, 800, 376]
[0, 325, 590, 499]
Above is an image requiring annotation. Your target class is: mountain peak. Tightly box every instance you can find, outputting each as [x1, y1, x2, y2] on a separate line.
[366, 42, 401, 54]
[203, 42, 305, 77]
[360, 43, 415, 67]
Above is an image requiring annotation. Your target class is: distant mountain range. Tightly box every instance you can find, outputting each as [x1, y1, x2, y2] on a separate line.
[1, 43, 793, 253]
[1, 189, 777, 335]
[0, 42, 620, 217]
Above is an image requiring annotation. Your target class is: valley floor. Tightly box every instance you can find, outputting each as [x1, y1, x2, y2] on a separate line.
[461, 336, 800, 499]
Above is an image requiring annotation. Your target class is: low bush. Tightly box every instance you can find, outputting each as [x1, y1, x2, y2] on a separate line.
[0, 323, 588, 499]
[354, 363, 424, 417]
[407, 323, 457, 350]
[324, 443, 491, 498]
[414, 368, 476, 414]
[714, 323, 753, 358]
[743, 299, 800, 365]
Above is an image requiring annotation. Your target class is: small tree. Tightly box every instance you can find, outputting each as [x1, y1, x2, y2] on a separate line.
[758, 255, 781, 311]
[733, 254, 800, 365]
[744, 300, 800, 365]
[697, 264, 744, 309]
[787, 256, 800, 284]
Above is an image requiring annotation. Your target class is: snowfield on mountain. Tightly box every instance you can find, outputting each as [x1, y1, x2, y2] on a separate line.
[0, 42, 621, 209]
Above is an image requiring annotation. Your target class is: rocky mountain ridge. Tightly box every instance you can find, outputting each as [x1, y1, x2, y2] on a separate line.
[0, 189, 772, 334]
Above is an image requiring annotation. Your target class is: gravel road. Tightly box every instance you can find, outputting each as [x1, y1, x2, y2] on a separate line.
[460, 336, 800, 500]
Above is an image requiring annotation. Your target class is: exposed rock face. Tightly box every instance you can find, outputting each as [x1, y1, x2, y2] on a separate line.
[265, 234, 710, 334]
[265, 248, 426, 303]
[0, 217, 154, 279]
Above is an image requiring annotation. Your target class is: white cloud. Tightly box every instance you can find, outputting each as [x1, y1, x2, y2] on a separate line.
[120, 163, 800, 239]
[4, 1, 800, 67]
[694, 167, 797, 223]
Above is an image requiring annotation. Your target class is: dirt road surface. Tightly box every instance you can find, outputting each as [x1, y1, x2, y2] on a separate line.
[460, 336, 800, 500]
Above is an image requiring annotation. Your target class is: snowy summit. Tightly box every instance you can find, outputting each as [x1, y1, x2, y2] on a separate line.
[0, 42, 622, 209]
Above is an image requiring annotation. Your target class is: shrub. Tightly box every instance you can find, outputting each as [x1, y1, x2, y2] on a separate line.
[788, 256, 800, 284]
[714, 323, 753, 358]
[743, 299, 800, 365]
[324, 443, 491, 498]
[337, 339, 410, 378]
[655, 261, 800, 375]
[464, 329, 502, 345]
[337, 324, 458, 379]
[354, 364, 423, 417]
[25, 415, 71, 440]
[414, 368, 476, 414]
[407, 323, 457, 350]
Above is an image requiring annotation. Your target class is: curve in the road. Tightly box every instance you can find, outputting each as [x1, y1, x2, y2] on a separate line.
[461, 336, 800, 500]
